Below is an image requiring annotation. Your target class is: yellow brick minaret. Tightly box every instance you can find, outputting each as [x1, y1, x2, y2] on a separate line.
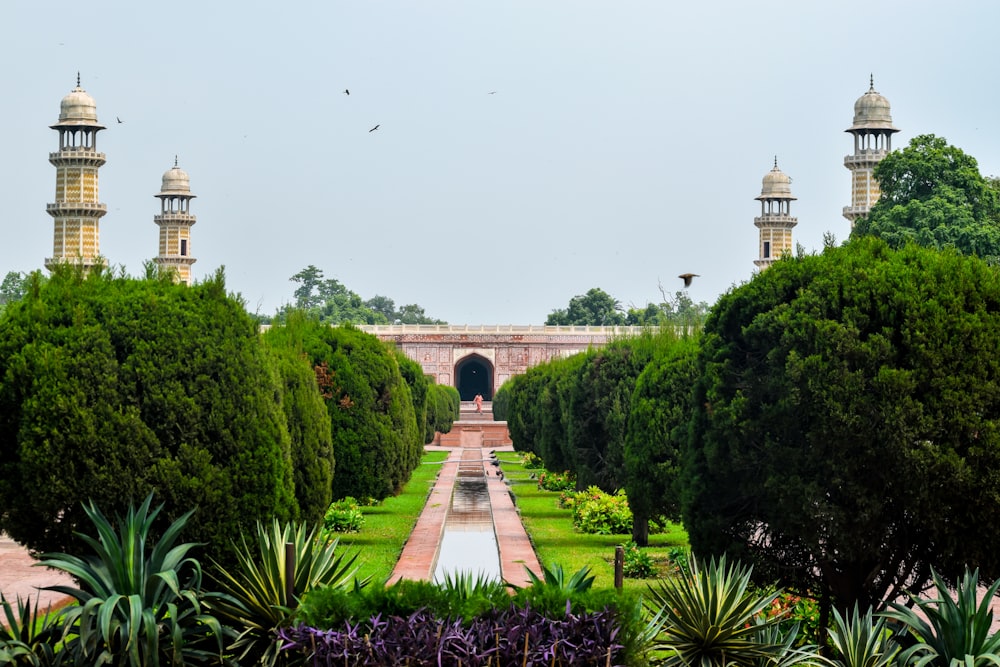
[153, 158, 197, 285]
[843, 76, 899, 228]
[754, 158, 797, 270]
[46, 74, 107, 271]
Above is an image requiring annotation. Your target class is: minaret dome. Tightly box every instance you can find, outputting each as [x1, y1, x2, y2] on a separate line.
[754, 158, 797, 270]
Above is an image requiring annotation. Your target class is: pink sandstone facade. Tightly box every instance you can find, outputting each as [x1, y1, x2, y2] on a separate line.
[358, 324, 643, 398]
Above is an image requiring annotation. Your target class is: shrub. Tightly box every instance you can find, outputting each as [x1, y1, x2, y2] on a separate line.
[520, 451, 544, 469]
[0, 593, 62, 667]
[620, 540, 655, 579]
[537, 470, 576, 492]
[572, 487, 633, 535]
[323, 497, 365, 533]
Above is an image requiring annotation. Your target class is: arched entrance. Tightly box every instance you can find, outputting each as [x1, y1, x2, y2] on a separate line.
[455, 354, 494, 401]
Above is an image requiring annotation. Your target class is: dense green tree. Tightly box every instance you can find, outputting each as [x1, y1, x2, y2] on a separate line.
[624, 335, 699, 545]
[546, 287, 626, 326]
[0, 271, 27, 311]
[625, 286, 710, 328]
[853, 134, 1000, 261]
[0, 267, 297, 563]
[425, 383, 460, 442]
[566, 333, 660, 492]
[297, 321, 419, 500]
[392, 348, 430, 453]
[261, 313, 336, 523]
[684, 238, 1000, 622]
[365, 295, 396, 322]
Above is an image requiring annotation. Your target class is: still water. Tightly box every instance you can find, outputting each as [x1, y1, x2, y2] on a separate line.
[432, 471, 502, 583]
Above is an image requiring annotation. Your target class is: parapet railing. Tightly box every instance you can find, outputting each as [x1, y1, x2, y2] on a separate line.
[355, 324, 660, 336]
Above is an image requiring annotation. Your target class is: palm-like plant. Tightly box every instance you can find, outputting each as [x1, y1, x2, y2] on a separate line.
[522, 562, 595, 593]
[644, 554, 790, 667]
[882, 567, 1000, 667]
[39, 494, 228, 667]
[207, 519, 364, 667]
[0, 594, 63, 666]
[827, 604, 900, 667]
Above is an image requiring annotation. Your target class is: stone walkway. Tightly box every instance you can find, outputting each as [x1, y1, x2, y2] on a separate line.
[389, 435, 542, 588]
[0, 534, 74, 610]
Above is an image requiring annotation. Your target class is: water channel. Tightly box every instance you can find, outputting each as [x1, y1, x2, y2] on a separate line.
[432, 461, 503, 583]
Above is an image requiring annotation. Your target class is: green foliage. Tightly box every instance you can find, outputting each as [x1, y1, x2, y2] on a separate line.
[40, 494, 227, 667]
[279, 265, 445, 324]
[208, 519, 363, 667]
[620, 540, 655, 579]
[519, 451, 543, 469]
[853, 134, 1000, 261]
[0, 266, 296, 566]
[295, 320, 421, 501]
[0, 271, 28, 310]
[425, 383, 459, 440]
[625, 285, 710, 328]
[262, 312, 336, 525]
[882, 567, 1000, 667]
[567, 332, 662, 492]
[536, 469, 576, 492]
[546, 287, 626, 325]
[521, 563, 595, 594]
[684, 238, 1000, 613]
[827, 604, 900, 667]
[322, 497, 365, 533]
[644, 555, 792, 667]
[391, 349, 428, 448]
[0, 594, 62, 667]
[571, 487, 633, 535]
[624, 335, 698, 545]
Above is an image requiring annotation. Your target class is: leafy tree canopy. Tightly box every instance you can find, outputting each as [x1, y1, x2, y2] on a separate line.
[626, 283, 710, 328]
[852, 134, 1000, 261]
[278, 265, 445, 325]
[684, 237, 1000, 616]
[546, 287, 626, 326]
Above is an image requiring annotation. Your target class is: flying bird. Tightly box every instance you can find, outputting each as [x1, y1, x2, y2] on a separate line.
[679, 273, 699, 288]
[488, 91, 497, 95]
[369, 124, 379, 132]
[343, 89, 350, 95]
[116, 116, 123, 124]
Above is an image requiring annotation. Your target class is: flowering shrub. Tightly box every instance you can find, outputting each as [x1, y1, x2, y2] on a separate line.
[558, 490, 580, 510]
[620, 540, 655, 579]
[323, 497, 365, 533]
[763, 591, 821, 643]
[537, 470, 576, 492]
[572, 487, 632, 535]
[667, 547, 691, 577]
[519, 452, 544, 469]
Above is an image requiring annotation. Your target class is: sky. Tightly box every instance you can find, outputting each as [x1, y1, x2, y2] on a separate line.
[4, 1, 1000, 325]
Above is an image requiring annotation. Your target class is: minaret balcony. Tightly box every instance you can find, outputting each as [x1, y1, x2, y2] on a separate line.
[46, 202, 108, 216]
[153, 256, 197, 266]
[842, 205, 870, 219]
[753, 215, 798, 229]
[844, 152, 887, 167]
[153, 214, 197, 225]
[49, 150, 106, 167]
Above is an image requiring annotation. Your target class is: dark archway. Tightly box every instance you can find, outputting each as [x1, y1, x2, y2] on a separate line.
[455, 354, 494, 401]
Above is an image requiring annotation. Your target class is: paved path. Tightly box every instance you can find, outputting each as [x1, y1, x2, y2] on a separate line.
[0, 533, 74, 610]
[389, 441, 542, 587]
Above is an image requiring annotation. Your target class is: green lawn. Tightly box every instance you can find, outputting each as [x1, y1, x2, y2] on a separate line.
[333, 449, 449, 584]
[495, 451, 689, 593]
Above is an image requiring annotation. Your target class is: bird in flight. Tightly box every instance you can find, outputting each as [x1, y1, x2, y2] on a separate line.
[116, 116, 123, 124]
[369, 124, 380, 132]
[343, 89, 350, 95]
[488, 91, 497, 95]
[679, 273, 699, 288]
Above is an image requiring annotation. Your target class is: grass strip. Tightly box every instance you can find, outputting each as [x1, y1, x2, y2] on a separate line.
[496, 451, 689, 593]
[334, 449, 449, 584]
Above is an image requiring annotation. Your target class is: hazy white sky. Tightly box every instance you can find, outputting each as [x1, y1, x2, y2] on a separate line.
[4, 1, 999, 324]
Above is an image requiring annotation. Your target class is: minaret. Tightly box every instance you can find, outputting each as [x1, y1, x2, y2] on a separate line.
[754, 158, 797, 270]
[153, 158, 197, 285]
[843, 76, 899, 227]
[46, 74, 107, 271]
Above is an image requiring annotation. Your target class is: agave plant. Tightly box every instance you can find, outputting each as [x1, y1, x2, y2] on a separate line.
[208, 519, 365, 667]
[881, 567, 1000, 667]
[522, 562, 595, 593]
[827, 604, 900, 667]
[644, 554, 790, 667]
[39, 494, 228, 667]
[0, 594, 63, 667]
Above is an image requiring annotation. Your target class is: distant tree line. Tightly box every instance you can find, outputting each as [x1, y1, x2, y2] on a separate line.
[0, 264, 458, 569]
[545, 285, 709, 327]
